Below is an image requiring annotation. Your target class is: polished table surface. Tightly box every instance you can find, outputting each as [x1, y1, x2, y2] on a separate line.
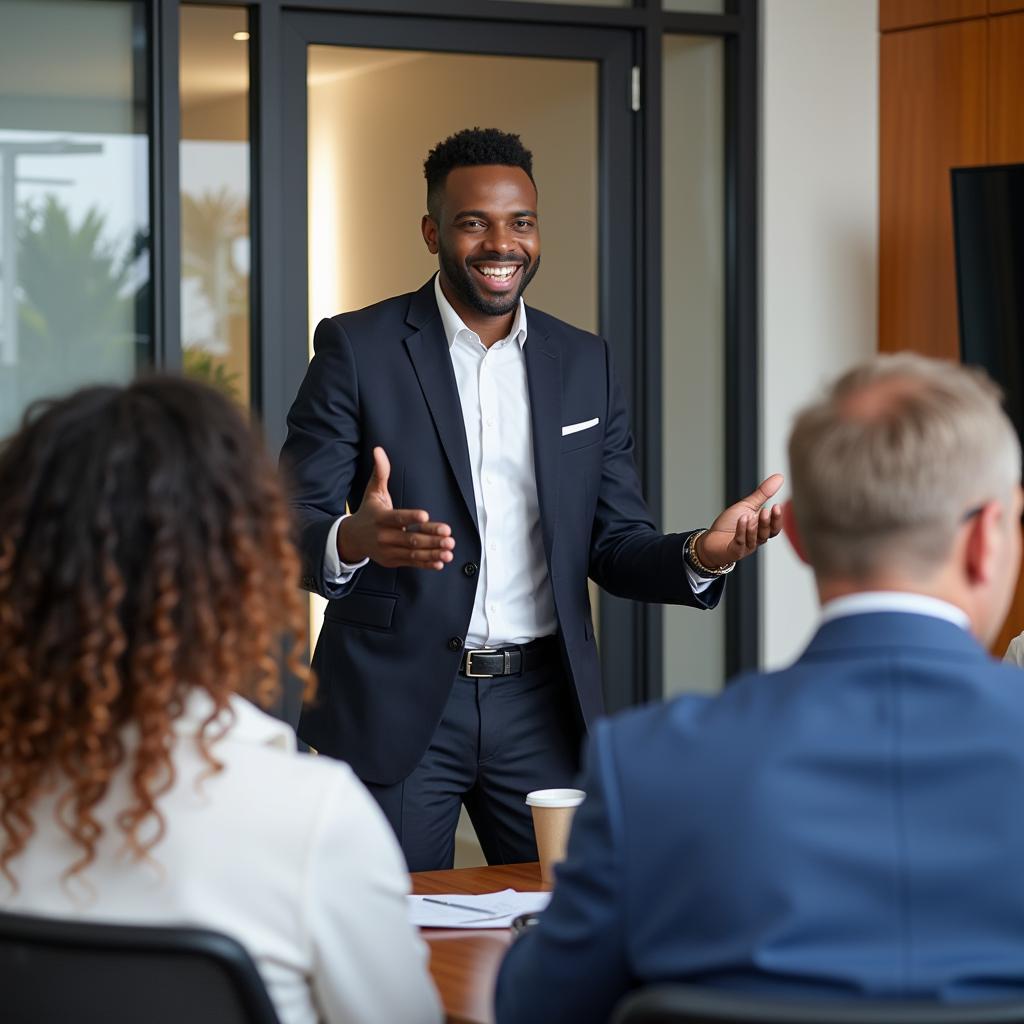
[411, 863, 544, 1024]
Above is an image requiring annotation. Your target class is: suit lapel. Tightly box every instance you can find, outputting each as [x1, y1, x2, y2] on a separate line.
[524, 321, 562, 567]
[403, 283, 479, 531]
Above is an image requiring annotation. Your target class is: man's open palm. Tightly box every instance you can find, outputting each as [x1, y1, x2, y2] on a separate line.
[697, 473, 784, 570]
[337, 447, 455, 570]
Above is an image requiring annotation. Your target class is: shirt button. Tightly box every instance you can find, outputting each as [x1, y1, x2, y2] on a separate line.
[463, 562, 478, 577]
[448, 637, 464, 652]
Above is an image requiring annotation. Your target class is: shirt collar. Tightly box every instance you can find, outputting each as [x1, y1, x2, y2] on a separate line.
[433, 272, 528, 350]
[820, 591, 971, 632]
[172, 689, 297, 753]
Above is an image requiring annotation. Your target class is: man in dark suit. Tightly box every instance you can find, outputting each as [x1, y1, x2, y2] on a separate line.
[495, 354, 1024, 1023]
[281, 128, 782, 871]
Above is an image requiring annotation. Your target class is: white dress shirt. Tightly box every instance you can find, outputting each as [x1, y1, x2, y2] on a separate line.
[1005, 632, 1024, 667]
[434, 274, 556, 646]
[324, 273, 711, 647]
[820, 590, 971, 631]
[1, 691, 441, 1024]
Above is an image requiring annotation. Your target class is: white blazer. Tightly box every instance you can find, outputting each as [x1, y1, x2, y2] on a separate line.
[0, 691, 442, 1024]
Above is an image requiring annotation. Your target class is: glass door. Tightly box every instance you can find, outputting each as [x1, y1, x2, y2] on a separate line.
[276, 12, 636, 864]
[276, 9, 638, 702]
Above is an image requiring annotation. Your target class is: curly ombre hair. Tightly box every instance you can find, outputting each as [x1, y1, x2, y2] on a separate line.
[0, 376, 312, 887]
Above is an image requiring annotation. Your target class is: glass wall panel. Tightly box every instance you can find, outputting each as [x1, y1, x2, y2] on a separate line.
[179, 5, 251, 406]
[0, 0, 149, 439]
[662, 34, 725, 697]
[491, 0, 629, 6]
[665, 1, 726, 12]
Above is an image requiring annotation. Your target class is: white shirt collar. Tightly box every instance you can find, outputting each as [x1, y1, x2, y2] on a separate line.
[173, 690, 297, 753]
[433, 272, 528, 350]
[820, 591, 971, 631]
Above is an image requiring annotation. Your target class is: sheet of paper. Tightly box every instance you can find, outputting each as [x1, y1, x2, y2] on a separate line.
[408, 888, 551, 929]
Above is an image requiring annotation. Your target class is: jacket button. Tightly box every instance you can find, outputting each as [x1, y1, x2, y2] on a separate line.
[448, 637, 464, 652]
[463, 562, 478, 577]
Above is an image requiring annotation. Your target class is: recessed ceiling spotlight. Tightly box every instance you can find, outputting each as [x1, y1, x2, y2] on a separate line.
[233, 31, 250, 41]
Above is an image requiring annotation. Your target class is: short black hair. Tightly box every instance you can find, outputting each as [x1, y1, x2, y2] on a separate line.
[423, 127, 534, 219]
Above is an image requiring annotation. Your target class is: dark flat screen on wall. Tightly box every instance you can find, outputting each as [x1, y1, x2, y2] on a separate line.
[953, 163, 1024, 443]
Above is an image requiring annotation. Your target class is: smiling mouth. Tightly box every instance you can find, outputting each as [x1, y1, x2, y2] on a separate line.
[472, 263, 523, 290]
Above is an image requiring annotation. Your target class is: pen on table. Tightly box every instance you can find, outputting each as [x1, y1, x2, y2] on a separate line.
[422, 897, 498, 915]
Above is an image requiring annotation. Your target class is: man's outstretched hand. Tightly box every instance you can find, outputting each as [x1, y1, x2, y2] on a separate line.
[696, 474, 784, 571]
[337, 447, 455, 570]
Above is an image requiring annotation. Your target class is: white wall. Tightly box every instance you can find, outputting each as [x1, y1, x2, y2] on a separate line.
[760, 0, 879, 668]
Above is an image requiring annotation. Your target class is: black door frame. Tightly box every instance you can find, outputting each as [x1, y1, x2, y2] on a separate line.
[152, 0, 761, 705]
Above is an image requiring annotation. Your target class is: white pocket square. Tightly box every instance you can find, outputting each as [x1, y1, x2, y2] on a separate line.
[561, 417, 599, 436]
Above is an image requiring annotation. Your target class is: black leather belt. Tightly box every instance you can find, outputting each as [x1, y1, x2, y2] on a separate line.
[458, 637, 558, 678]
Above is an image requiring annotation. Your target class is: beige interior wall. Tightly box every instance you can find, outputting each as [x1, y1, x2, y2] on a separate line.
[307, 49, 597, 329]
[760, 0, 878, 669]
[181, 94, 247, 142]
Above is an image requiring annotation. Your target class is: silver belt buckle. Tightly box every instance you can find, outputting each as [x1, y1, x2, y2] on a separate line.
[465, 648, 499, 678]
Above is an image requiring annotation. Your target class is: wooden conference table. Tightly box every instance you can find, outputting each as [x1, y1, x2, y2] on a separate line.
[410, 862, 545, 1024]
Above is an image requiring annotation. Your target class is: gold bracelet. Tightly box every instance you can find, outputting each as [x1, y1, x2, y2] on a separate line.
[686, 528, 735, 577]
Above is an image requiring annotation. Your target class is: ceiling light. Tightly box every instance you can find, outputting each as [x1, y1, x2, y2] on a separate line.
[233, 31, 250, 41]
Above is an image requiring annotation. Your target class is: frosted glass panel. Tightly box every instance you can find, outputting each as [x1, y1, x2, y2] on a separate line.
[180, 5, 251, 406]
[491, 0, 629, 6]
[665, 1, 726, 11]
[662, 35, 725, 697]
[0, 0, 150, 439]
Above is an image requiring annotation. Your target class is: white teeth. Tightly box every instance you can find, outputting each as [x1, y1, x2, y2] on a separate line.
[478, 265, 517, 278]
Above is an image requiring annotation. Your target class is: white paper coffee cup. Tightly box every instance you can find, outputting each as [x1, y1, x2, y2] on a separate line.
[526, 788, 585, 886]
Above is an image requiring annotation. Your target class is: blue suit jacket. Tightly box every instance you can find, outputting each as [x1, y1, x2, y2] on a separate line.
[496, 611, 1024, 1023]
[280, 279, 723, 783]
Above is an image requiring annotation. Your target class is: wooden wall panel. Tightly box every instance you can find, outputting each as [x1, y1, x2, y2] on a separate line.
[879, 20, 987, 358]
[880, 0, 987, 31]
[876, 18, 987, 360]
[989, 12, 1024, 163]
[880, 4, 1024, 656]
[989, 1, 1024, 16]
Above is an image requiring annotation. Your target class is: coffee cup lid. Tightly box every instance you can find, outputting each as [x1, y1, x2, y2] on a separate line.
[525, 788, 586, 808]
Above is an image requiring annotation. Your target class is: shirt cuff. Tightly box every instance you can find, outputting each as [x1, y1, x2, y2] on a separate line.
[683, 556, 716, 595]
[325, 515, 369, 584]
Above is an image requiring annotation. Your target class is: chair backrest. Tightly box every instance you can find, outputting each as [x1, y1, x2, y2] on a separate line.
[0, 910, 282, 1024]
[612, 985, 1024, 1024]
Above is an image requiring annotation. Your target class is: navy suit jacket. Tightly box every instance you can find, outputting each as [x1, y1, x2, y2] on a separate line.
[281, 279, 723, 784]
[496, 611, 1024, 1023]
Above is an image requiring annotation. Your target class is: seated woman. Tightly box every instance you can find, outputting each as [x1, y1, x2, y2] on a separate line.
[0, 377, 441, 1024]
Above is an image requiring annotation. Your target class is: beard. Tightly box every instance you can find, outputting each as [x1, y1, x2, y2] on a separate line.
[438, 243, 541, 317]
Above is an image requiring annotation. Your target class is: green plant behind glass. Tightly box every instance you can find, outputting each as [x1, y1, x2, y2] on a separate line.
[8, 195, 140, 412]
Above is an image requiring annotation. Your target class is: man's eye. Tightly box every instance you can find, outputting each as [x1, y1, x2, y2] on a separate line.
[514, 221, 533, 229]
[461, 220, 484, 229]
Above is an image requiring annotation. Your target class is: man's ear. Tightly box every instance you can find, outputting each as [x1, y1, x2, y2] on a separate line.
[421, 214, 439, 255]
[964, 500, 1001, 585]
[782, 500, 811, 565]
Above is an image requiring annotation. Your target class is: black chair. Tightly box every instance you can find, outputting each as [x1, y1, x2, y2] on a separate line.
[0, 909, 282, 1024]
[612, 985, 1024, 1024]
